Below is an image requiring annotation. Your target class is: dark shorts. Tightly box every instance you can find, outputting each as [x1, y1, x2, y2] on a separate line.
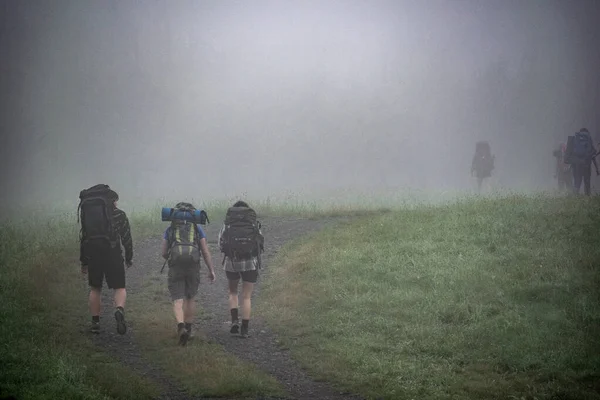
[168, 263, 200, 300]
[225, 270, 259, 283]
[88, 247, 125, 290]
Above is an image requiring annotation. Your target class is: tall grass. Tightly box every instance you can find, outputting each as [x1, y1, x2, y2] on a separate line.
[259, 194, 600, 400]
[0, 214, 160, 399]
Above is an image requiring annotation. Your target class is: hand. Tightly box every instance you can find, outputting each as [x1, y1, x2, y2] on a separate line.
[81, 264, 88, 274]
[126, 260, 133, 268]
[208, 269, 216, 283]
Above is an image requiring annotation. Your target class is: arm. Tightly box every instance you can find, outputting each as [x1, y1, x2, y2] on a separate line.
[198, 238, 215, 271]
[115, 210, 133, 264]
[161, 238, 169, 260]
[198, 237, 216, 282]
[80, 241, 89, 273]
[80, 241, 88, 265]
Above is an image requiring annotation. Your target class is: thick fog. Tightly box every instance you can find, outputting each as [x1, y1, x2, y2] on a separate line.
[1, 0, 599, 207]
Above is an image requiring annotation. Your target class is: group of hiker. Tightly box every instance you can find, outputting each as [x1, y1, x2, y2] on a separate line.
[471, 127, 599, 195]
[78, 184, 264, 345]
[552, 128, 599, 196]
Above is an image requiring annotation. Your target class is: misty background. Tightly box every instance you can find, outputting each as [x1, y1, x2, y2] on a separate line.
[1, 0, 599, 208]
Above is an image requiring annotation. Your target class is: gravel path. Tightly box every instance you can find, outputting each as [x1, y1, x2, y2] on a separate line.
[89, 215, 364, 400]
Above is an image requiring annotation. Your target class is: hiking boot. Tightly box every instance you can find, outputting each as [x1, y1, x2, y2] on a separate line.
[230, 320, 240, 334]
[240, 326, 250, 339]
[114, 309, 127, 335]
[90, 321, 101, 334]
[178, 325, 189, 346]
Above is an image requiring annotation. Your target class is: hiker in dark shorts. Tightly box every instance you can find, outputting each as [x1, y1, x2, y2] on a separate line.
[471, 141, 495, 192]
[569, 128, 598, 196]
[219, 201, 264, 338]
[161, 202, 216, 346]
[79, 187, 133, 335]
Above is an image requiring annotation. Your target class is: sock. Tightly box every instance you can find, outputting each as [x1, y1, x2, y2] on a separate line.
[116, 306, 124, 314]
[92, 316, 100, 323]
[184, 322, 192, 333]
[241, 319, 249, 331]
[177, 322, 185, 331]
[231, 308, 239, 323]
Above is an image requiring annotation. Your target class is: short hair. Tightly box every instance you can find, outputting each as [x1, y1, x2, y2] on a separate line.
[580, 128, 589, 133]
[233, 200, 249, 208]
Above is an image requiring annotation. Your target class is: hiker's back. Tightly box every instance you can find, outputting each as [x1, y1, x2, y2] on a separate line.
[220, 206, 264, 262]
[163, 202, 208, 268]
[167, 221, 201, 267]
[78, 184, 118, 254]
[570, 132, 595, 164]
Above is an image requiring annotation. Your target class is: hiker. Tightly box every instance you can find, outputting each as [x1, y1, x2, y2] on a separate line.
[471, 141, 495, 192]
[565, 128, 598, 196]
[78, 184, 133, 335]
[219, 201, 264, 338]
[552, 143, 572, 192]
[161, 202, 216, 346]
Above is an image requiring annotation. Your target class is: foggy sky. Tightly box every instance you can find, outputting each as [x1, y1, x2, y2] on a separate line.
[1, 0, 599, 207]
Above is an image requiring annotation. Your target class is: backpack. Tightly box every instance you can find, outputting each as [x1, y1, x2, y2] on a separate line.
[220, 206, 264, 262]
[78, 184, 118, 250]
[166, 203, 202, 267]
[566, 132, 594, 164]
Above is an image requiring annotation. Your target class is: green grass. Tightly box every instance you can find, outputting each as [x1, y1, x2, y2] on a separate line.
[122, 198, 391, 398]
[259, 194, 600, 400]
[5, 191, 598, 399]
[0, 216, 160, 400]
[126, 267, 286, 398]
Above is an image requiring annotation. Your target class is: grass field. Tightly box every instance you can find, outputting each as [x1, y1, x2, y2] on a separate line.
[2, 192, 598, 399]
[0, 215, 160, 400]
[125, 267, 286, 398]
[0, 194, 394, 399]
[259, 194, 600, 400]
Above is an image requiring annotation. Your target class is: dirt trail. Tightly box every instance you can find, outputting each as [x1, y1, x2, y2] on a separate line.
[90, 215, 363, 400]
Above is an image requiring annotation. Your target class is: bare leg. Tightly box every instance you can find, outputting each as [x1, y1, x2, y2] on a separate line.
[240, 282, 255, 320]
[228, 278, 239, 311]
[173, 299, 184, 324]
[89, 287, 101, 316]
[183, 298, 195, 323]
[113, 288, 126, 309]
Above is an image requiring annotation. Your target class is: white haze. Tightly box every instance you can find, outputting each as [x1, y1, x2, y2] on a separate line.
[1, 0, 599, 208]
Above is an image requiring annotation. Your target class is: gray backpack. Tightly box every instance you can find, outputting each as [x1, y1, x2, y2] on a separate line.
[220, 206, 264, 261]
[167, 203, 201, 267]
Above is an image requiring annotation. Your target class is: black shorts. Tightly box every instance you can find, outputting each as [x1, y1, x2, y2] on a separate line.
[88, 247, 125, 290]
[225, 270, 258, 283]
[168, 263, 200, 301]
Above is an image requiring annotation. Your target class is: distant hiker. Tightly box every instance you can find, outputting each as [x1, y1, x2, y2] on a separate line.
[471, 141, 495, 192]
[161, 202, 216, 346]
[78, 184, 133, 335]
[219, 201, 264, 338]
[552, 143, 572, 192]
[564, 128, 599, 195]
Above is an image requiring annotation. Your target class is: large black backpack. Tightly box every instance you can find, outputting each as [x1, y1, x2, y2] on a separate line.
[565, 132, 594, 165]
[220, 206, 264, 261]
[78, 184, 118, 249]
[166, 203, 202, 267]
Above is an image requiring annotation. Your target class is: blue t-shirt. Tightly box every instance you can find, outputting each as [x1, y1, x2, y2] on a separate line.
[163, 225, 206, 241]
